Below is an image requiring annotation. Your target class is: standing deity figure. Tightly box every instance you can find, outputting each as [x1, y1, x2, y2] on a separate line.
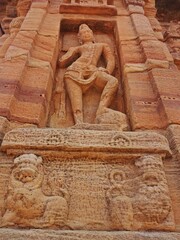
[58, 24, 118, 125]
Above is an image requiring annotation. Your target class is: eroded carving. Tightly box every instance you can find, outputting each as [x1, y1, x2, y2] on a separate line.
[63, 0, 112, 5]
[106, 170, 133, 230]
[16, 0, 32, 16]
[106, 155, 174, 230]
[133, 155, 172, 228]
[1, 154, 69, 228]
[109, 133, 131, 147]
[164, 22, 180, 69]
[0, 16, 24, 58]
[125, 0, 145, 6]
[0, 153, 174, 231]
[2, 128, 171, 157]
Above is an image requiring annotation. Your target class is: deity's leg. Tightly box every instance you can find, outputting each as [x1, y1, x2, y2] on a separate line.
[64, 77, 83, 124]
[95, 71, 118, 116]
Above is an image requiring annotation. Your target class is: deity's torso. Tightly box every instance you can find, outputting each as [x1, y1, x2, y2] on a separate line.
[68, 43, 104, 71]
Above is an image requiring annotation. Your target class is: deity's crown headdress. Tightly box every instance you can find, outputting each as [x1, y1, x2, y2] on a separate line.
[14, 154, 42, 167]
[78, 24, 92, 33]
[78, 24, 94, 44]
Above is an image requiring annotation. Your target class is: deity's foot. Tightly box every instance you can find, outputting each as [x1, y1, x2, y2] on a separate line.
[95, 108, 129, 131]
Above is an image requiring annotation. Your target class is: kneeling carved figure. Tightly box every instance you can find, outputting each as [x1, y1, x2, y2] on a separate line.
[1, 154, 68, 228]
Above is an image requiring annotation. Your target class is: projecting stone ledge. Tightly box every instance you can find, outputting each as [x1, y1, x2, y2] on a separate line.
[0, 229, 180, 240]
[1, 128, 171, 158]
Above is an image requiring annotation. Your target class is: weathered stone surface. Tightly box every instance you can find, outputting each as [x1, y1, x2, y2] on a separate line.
[150, 68, 180, 125]
[0, 117, 9, 143]
[165, 124, 180, 231]
[163, 21, 180, 70]
[1, 128, 171, 157]
[20, 7, 46, 31]
[166, 124, 180, 159]
[124, 71, 164, 129]
[48, 0, 117, 15]
[16, 0, 31, 17]
[0, 0, 180, 237]
[0, 229, 180, 240]
[131, 13, 156, 41]
[0, 132, 174, 230]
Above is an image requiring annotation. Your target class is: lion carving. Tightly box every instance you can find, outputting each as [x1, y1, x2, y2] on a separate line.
[1, 154, 68, 228]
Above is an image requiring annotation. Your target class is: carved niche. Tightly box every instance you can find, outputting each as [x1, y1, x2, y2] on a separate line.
[49, 22, 128, 131]
[0, 153, 175, 231]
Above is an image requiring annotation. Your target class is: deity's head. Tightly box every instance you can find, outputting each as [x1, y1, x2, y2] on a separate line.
[13, 154, 43, 184]
[78, 24, 95, 44]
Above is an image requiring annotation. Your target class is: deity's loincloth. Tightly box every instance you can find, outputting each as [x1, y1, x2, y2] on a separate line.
[64, 63, 98, 86]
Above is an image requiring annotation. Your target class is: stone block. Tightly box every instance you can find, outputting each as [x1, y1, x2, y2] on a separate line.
[123, 63, 147, 74]
[10, 99, 46, 126]
[141, 40, 170, 62]
[0, 59, 27, 122]
[150, 69, 180, 125]
[31, 1, 48, 9]
[116, 16, 137, 41]
[119, 40, 145, 65]
[59, 4, 117, 16]
[131, 14, 156, 41]
[124, 72, 166, 129]
[11, 31, 37, 51]
[21, 66, 53, 103]
[0, 59, 26, 85]
[148, 17, 162, 32]
[5, 46, 29, 59]
[128, 4, 144, 14]
[0, 229, 180, 240]
[31, 34, 59, 70]
[0, 94, 15, 117]
[38, 13, 61, 37]
[20, 8, 46, 31]
[148, 17, 163, 40]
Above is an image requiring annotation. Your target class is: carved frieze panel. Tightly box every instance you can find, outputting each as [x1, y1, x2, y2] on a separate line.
[1, 128, 171, 157]
[0, 153, 175, 230]
[124, 0, 145, 7]
[48, 0, 117, 15]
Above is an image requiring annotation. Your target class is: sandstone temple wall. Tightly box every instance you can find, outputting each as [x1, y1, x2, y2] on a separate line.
[0, 0, 180, 239]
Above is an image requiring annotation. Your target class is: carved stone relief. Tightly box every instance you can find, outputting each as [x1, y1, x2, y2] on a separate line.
[16, 0, 32, 17]
[0, 154, 69, 228]
[125, 0, 145, 7]
[0, 16, 24, 58]
[164, 21, 180, 70]
[50, 23, 128, 131]
[1, 128, 171, 157]
[0, 154, 174, 231]
[63, 0, 112, 5]
[48, 0, 117, 15]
